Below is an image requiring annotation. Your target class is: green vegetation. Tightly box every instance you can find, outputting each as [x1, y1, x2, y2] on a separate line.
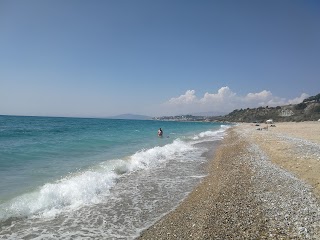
[155, 93, 320, 123]
[303, 93, 320, 103]
[314, 105, 320, 113]
[295, 102, 307, 110]
[212, 93, 320, 123]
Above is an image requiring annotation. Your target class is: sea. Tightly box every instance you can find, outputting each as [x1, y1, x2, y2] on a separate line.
[0, 115, 229, 239]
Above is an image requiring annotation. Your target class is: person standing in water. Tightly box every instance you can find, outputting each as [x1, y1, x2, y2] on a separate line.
[158, 128, 163, 137]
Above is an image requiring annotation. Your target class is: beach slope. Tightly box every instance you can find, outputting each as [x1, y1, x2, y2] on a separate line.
[138, 122, 320, 239]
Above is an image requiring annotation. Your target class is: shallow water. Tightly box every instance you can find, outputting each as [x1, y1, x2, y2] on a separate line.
[0, 115, 229, 239]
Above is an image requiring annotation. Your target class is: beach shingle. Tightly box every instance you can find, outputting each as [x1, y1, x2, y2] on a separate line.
[138, 124, 320, 239]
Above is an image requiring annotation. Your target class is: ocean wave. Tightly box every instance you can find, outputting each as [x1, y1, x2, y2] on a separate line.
[0, 125, 230, 222]
[0, 170, 118, 220]
[128, 139, 195, 171]
[192, 124, 230, 141]
[0, 139, 196, 222]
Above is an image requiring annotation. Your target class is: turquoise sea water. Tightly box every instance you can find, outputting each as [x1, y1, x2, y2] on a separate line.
[0, 115, 229, 239]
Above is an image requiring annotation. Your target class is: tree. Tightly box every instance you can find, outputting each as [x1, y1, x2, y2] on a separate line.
[303, 93, 320, 103]
[295, 102, 307, 110]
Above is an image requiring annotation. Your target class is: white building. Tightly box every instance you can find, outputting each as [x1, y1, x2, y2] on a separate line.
[266, 119, 273, 124]
[279, 109, 294, 117]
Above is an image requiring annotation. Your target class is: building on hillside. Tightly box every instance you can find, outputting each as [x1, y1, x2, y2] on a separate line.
[279, 109, 294, 117]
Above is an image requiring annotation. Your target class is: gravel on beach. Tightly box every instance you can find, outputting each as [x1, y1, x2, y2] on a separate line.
[138, 126, 320, 239]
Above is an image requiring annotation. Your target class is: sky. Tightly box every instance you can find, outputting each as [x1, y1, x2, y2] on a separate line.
[1, 0, 319, 117]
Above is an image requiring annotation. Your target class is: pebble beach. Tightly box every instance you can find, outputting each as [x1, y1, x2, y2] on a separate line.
[138, 121, 320, 239]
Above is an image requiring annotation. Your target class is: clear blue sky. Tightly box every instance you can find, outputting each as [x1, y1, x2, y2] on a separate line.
[1, 0, 319, 117]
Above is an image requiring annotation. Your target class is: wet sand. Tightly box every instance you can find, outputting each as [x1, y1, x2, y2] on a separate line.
[138, 122, 320, 239]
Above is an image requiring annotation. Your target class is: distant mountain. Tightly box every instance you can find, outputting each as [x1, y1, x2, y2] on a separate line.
[109, 114, 152, 120]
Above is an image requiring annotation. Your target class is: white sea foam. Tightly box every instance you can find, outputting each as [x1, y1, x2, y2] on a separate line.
[0, 117, 230, 239]
[0, 124, 230, 239]
[128, 139, 195, 171]
[0, 139, 197, 221]
[0, 169, 118, 220]
[0, 125, 230, 225]
[192, 124, 230, 141]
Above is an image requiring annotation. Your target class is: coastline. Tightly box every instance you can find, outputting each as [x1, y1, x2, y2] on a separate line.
[138, 122, 320, 239]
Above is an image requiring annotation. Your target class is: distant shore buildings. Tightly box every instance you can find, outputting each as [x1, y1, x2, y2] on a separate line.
[153, 115, 211, 122]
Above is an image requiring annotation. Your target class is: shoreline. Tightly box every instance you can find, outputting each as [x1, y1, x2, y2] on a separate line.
[138, 121, 320, 239]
